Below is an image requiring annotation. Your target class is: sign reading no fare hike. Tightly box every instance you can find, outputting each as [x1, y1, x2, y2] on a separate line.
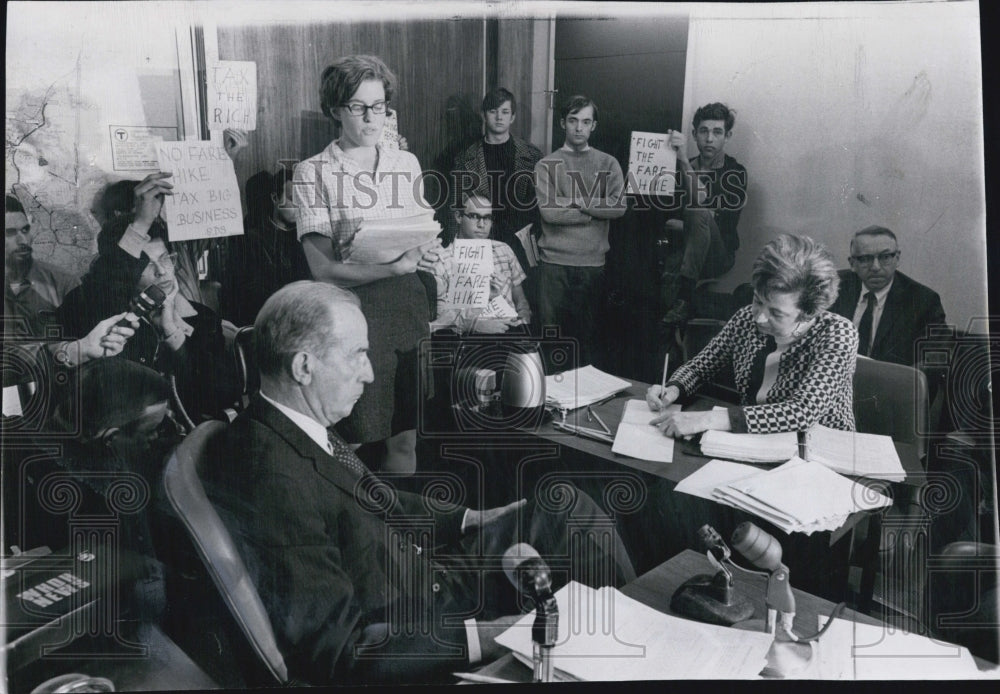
[156, 141, 244, 241]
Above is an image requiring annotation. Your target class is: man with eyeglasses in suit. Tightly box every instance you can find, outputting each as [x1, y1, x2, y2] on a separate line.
[828, 225, 946, 367]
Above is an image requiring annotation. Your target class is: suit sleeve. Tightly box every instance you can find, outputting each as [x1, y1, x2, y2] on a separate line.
[229, 469, 468, 684]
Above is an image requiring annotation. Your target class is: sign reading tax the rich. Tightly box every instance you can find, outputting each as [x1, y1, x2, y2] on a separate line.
[207, 60, 257, 131]
[155, 141, 243, 241]
[444, 239, 494, 310]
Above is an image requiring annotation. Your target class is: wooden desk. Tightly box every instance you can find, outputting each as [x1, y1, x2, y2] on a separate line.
[468, 549, 995, 681]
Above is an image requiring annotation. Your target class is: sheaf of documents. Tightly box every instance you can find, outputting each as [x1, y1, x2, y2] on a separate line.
[341, 213, 441, 264]
[612, 399, 679, 462]
[545, 365, 631, 411]
[495, 581, 773, 680]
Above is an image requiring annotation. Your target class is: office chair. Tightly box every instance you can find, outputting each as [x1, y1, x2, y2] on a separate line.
[849, 356, 931, 616]
[162, 420, 289, 685]
[220, 325, 258, 421]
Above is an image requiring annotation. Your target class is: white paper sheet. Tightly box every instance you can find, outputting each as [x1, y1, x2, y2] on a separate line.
[611, 400, 678, 463]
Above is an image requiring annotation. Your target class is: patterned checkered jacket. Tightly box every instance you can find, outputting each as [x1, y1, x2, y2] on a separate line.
[667, 306, 859, 433]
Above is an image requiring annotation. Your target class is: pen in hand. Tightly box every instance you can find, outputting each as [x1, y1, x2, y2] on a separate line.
[658, 353, 670, 411]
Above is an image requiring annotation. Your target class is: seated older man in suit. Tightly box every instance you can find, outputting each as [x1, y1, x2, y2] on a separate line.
[828, 226, 946, 366]
[201, 280, 635, 685]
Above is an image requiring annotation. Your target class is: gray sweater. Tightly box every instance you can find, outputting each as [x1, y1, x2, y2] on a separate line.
[534, 147, 626, 266]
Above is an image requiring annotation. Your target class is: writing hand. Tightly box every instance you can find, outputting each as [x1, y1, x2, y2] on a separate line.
[645, 384, 680, 412]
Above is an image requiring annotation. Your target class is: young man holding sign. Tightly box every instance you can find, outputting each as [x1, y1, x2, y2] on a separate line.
[662, 102, 748, 324]
[430, 192, 531, 334]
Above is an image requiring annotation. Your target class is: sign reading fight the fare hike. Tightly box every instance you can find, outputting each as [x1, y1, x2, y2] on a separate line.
[627, 131, 677, 197]
[444, 239, 494, 309]
[155, 141, 244, 241]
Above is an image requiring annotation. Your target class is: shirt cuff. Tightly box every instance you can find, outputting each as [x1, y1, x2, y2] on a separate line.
[460, 509, 470, 534]
[465, 618, 482, 664]
[118, 223, 151, 258]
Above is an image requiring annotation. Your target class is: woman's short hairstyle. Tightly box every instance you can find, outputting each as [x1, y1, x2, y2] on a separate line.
[751, 234, 840, 317]
[319, 55, 398, 120]
[255, 280, 362, 377]
[54, 359, 171, 442]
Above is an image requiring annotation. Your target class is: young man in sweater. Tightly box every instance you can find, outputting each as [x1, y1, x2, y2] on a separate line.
[534, 95, 626, 368]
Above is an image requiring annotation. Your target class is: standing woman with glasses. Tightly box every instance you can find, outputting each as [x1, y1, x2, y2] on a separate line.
[293, 55, 443, 475]
[59, 172, 231, 423]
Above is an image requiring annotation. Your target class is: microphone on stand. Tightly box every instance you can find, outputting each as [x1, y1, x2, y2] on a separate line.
[502, 544, 558, 683]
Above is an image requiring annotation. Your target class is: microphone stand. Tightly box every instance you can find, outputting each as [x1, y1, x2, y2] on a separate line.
[532, 588, 558, 683]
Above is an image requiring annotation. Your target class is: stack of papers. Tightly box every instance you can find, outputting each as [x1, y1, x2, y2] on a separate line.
[495, 581, 773, 680]
[810, 617, 983, 679]
[701, 430, 797, 463]
[682, 457, 893, 534]
[545, 365, 631, 411]
[342, 213, 441, 264]
[804, 426, 905, 482]
[612, 400, 678, 463]
[699, 425, 906, 482]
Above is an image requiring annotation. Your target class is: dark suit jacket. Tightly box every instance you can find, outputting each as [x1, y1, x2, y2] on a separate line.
[829, 270, 946, 367]
[201, 396, 473, 684]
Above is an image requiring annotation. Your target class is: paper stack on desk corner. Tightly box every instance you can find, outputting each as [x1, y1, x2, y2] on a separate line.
[681, 457, 892, 534]
[545, 365, 631, 412]
[495, 581, 773, 680]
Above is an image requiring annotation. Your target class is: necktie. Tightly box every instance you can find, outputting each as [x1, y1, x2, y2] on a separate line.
[857, 292, 877, 356]
[327, 429, 371, 479]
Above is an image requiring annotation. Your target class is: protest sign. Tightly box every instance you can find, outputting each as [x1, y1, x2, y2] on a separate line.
[627, 131, 677, 196]
[444, 239, 494, 309]
[207, 61, 257, 131]
[156, 141, 244, 241]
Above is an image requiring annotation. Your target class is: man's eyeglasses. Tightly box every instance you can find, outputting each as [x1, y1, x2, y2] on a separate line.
[460, 212, 493, 223]
[850, 251, 900, 267]
[340, 100, 389, 116]
[146, 252, 178, 273]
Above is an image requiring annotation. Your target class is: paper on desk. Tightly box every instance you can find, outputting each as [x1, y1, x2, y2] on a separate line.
[700, 429, 798, 463]
[495, 581, 772, 680]
[612, 400, 678, 463]
[675, 459, 764, 500]
[805, 425, 905, 482]
[545, 365, 631, 411]
[811, 617, 982, 679]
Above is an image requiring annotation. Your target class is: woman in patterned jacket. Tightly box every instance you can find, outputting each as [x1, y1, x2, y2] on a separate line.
[646, 233, 858, 436]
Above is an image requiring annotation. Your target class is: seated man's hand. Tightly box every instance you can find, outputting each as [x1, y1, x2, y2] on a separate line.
[645, 384, 680, 411]
[464, 499, 526, 534]
[476, 614, 524, 664]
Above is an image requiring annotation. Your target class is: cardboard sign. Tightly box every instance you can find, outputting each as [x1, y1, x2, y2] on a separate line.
[444, 240, 494, 309]
[207, 61, 257, 131]
[627, 131, 677, 196]
[155, 141, 244, 241]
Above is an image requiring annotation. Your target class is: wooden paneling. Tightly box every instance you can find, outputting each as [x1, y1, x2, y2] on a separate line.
[216, 20, 486, 201]
[496, 19, 536, 144]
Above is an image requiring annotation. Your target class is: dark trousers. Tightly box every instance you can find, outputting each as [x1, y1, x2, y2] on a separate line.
[536, 262, 604, 370]
[679, 209, 735, 281]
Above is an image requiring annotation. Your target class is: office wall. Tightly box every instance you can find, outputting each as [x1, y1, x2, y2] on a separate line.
[6, 2, 195, 275]
[681, 2, 986, 333]
[215, 20, 486, 206]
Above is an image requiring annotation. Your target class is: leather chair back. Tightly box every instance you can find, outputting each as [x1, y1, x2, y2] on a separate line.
[162, 420, 288, 684]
